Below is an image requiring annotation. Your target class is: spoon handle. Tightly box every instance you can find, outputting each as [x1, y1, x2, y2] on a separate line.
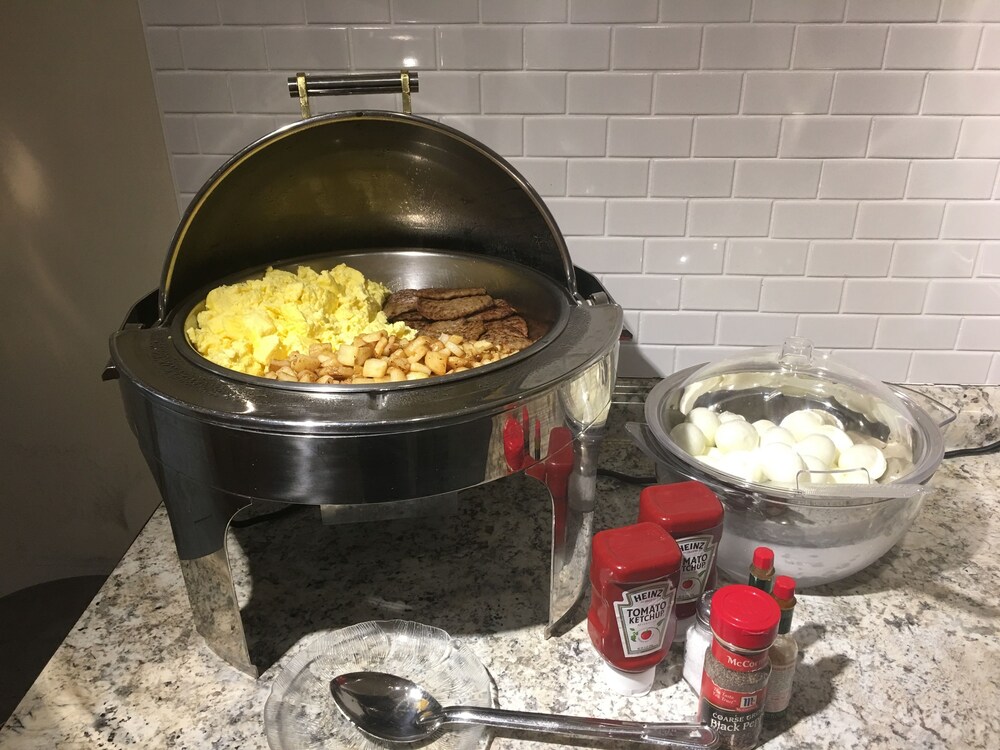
[436, 706, 719, 748]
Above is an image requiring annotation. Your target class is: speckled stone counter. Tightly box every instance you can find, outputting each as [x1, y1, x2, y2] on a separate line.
[3, 381, 998, 749]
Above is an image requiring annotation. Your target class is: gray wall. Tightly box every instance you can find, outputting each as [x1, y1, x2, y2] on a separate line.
[0, 0, 179, 597]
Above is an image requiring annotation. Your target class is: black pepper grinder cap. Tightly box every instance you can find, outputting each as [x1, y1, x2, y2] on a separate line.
[709, 584, 781, 651]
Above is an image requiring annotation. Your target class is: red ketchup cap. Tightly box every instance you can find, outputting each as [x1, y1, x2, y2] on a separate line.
[709, 585, 780, 651]
[752, 546, 774, 571]
[773, 575, 796, 601]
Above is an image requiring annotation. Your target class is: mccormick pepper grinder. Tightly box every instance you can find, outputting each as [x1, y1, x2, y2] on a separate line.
[748, 546, 775, 593]
[764, 576, 798, 719]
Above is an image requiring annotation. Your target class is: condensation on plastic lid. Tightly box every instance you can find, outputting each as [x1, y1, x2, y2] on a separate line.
[601, 660, 656, 696]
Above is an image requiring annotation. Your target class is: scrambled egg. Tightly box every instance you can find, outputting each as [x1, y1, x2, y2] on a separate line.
[186, 264, 414, 376]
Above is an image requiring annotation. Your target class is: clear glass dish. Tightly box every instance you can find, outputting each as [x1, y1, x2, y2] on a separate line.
[263, 620, 494, 750]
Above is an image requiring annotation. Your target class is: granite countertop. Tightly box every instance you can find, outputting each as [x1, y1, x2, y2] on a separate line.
[2, 380, 998, 749]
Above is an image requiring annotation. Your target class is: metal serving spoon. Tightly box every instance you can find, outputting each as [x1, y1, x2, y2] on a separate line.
[330, 671, 719, 747]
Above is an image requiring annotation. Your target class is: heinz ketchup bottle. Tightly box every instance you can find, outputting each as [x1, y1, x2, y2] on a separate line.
[587, 522, 682, 695]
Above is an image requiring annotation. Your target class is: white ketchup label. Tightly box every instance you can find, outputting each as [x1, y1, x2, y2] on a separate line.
[613, 580, 676, 657]
[677, 534, 717, 604]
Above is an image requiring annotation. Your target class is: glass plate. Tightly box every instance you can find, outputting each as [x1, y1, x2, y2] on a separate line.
[263, 620, 495, 750]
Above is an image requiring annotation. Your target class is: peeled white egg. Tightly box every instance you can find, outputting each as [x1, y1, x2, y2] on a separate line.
[752, 419, 777, 437]
[815, 424, 854, 455]
[758, 442, 807, 483]
[714, 420, 760, 453]
[760, 426, 796, 447]
[838, 443, 888, 481]
[671, 422, 708, 456]
[687, 407, 721, 445]
[809, 409, 842, 428]
[695, 447, 727, 471]
[716, 449, 764, 483]
[800, 454, 833, 484]
[718, 411, 746, 424]
[794, 434, 838, 468]
[780, 410, 827, 442]
[832, 468, 871, 484]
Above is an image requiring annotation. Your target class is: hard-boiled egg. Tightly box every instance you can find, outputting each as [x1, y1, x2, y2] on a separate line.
[671, 422, 708, 456]
[815, 424, 854, 455]
[758, 442, 807, 483]
[714, 420, 760, 453]
[800, 454, 833, 484]
[752, 419, 777, 437]
[838, 443, 887, 481]
[780, 409, 827, 442]
[760, 426, 796, 447]
[718, 411, 746, 424]
[687, 407, 721, 445]
[716, 449, 764, 483]
[794, 434, 837, 468]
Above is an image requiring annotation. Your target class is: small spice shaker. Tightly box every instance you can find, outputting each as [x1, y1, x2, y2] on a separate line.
[638, 481, 724, 642]
[764, 576, 798, 719]
[698, 584, 780, 750]
[747, 546, 775, 593]
[682, 589, 715, 695]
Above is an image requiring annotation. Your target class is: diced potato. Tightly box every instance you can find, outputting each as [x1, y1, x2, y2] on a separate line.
[362, 332, 383, 344]
[388, 367, 407, 382]
[406, 345, 428, 364]
[373, 336, 388, 357]
[362, 357, 389, 378]
[406, 371, 430, 380]
[355, 344, 375, 364]
[410, 361, 432, 375]
[337, 344, 358, 366]
[425, 350, 448, 376]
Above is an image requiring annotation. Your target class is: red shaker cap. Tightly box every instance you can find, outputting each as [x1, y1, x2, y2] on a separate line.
[773, 575, 796, 601]
[709, 584, 780, 651]
[638, 482, 724, 534]
[752, 546, 774, 571]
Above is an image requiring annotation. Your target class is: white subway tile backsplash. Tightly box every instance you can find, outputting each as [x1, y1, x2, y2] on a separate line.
[219, 0, 305, 24]
[618, 342, 675, 377]
[926, 280, 1000, 314]
[779, 117, 870, 158]
[602, 273, 682, 308]
[819, 160, 908, 199]
[980, 243, 1000, 276]
[726, 239, 808, 275]
[508, 157, 566, 195]
[180, 28, 267, 70]
[525, 116, 606, 156]
[907, 161, 998, 199]
[606, 199, 686, 235]
[793, 25, 888, 69]
[649, 159, 734, 197]
[524, 25, 610, 70]
[844, 0, 940, 23]
[412, 72, 480, 114]
[482, 73, 565, 113]
[940, 0, 1000, 21]
[796, 314, 878, 348]
[304, 0, 390, 23]
[682, 276, 763, 310]
[856, 201, 945, 239]
[480, 0, 566, 23]
[924, 73, 1000, 115]
[752, 0, 846, 23]
[194, 114, 276, 155]
[991, 355, 1000, 384]
[956, 119, 1000, 158]
[831, 72, 924, 114]
[611, 26, 701, 70]
[162, 115, 199, 154]
[229, 73, 297, 114]
[640, 312, 717, 345]
[547, 198, 606, 234]
[760, 278, 843, 312]
[909, 352, 992, 383]
[875, 316, 961, 350]
[156, 72, 232, 113]
[608, 117, 692, 157]
[885, 25, 982, 69]
[439, 116, 522, 155]
[693, 117, 781, 157]
[869, 117, 961, 158]
[567, 159, 649, 196]
[145, 28, 183, 69]
[171, 154, 227, 193]
[393, 0, 479, 23]
[688, 200, 772, 237]
[842, 279, 928, 313]
[644, 239, 725, 274]
[956, 317, 1000, 350]
[733, 159, 820, 198]
[741, 72, 834, 115]
[979, 26, 1000, 68]
[438, 26, 522, 69]
[570, 238, 643, 271]
[349, 26, 436, 69]
[702, 24, 794, 70]
[567, 73, 652, 113]
[830, 349, 912, 382]
[716, 312, 797, 345]
[658, 0, 751, 23]
[806, 241, 893, 276]
[941, 202, 1000, 239]
[771, 201, 858, 238]
[571, 0, 657, 23]
[265, 27, 350, 70]
[140, 0, 219, 25]
[653, 73, 742, 115]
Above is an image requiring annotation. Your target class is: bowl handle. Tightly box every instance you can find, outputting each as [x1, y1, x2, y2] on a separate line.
[890, 385, 957, 430]
[625, 422, 672, 464]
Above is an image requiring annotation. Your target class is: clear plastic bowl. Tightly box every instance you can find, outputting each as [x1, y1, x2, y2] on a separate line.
[629, 338, 955, 587]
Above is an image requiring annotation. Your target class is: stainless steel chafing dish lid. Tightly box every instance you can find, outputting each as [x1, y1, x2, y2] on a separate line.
[158, 110, 577, 321]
